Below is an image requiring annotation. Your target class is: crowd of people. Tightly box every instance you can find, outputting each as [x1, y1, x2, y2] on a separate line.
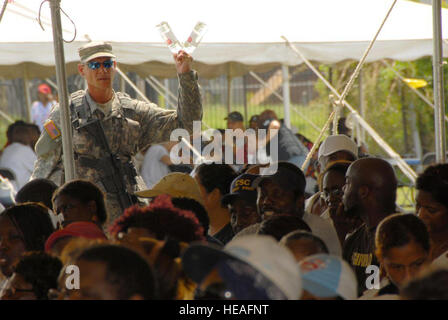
[0, 40, 446, 301]
[0, 128, 446, 300]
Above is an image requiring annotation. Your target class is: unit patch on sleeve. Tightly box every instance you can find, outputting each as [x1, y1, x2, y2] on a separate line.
[44, 120, 61, 140]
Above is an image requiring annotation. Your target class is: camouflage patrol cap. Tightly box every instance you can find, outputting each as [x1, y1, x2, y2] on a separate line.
[78, 41, 116, 63]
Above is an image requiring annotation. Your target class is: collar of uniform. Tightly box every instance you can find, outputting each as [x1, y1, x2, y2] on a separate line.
[110, 93, 123, 118]
[85, 90, 115, 117]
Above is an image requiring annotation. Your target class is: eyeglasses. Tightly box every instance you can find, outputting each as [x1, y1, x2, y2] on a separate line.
[322, 188, 344, 200]
[86, 59, 115, 70]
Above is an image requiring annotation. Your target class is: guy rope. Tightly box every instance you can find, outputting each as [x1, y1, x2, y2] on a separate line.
[282, 0, 417, 183]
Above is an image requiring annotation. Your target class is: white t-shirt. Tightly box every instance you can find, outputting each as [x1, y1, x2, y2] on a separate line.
[31, 100, 55, 132]
[305, 192, 321, 214]
[432, 249, 448, 268]
[0, 142, 37, 191]
[305, 176, 318, 196]
[140, 144, 170, 188]
[303, 211, 342, 256]
[232, 212, 342, 256]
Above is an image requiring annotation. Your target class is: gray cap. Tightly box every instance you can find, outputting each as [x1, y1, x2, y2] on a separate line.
[78, 41, 116, 63]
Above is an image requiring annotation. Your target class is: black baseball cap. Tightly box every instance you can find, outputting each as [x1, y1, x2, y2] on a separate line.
[254, 162, 306, 195]
[221, 173, 258, 206]
[225, 111, 244, 122]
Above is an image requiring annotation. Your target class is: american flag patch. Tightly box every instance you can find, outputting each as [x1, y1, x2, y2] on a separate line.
[44, 120, 61, 140]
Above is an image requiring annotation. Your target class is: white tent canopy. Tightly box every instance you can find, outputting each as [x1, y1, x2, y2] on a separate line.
[0, 0, 447, 78]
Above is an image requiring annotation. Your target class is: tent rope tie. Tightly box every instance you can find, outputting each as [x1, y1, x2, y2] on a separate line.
[336, 0, 398, 108]
[284, 0, 398, 172]
[38, 0, 77, 43]
[329, 94, 343, 135]
[300, 108, 337, 172]
[283, 46, 417, 182]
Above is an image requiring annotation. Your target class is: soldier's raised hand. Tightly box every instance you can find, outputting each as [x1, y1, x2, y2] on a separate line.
[174, 50, 192, 74]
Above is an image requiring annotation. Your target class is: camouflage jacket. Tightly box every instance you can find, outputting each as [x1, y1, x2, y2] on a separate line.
[31, 70, 202, 196]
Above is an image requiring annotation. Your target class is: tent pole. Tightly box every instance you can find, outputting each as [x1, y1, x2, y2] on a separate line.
[0, 0, 9, 24]
[149, 75, 177, 103]
[145, 77, 177, 107]
[136, 75, 147, 101]
[120, 76, 125, 93]
[282, 65, 291, 129]
[328, 66, 333, 126]
[400, 82, 410, 153]
[164, 78, 170, 109]
[243, 74, 248, 124]
[145, 76, 212, 129]
[116, 67, 151, 104]
[49, 0, 75, 181]
[45, 78, 57, 91]
[145, 77, 169, 103]
[249, 70, 321, 133]
[147, 75, 178, 108]
[382, 60, 448, 123]
[409, 102, 423, 171]
[432, 0, 446, 163]
[227, 74, 232, 114]
[0, 78, 14, 122]
[23, 72, 32, 122]
[284, 41, 417, 182]
[358, 69, 366, 143]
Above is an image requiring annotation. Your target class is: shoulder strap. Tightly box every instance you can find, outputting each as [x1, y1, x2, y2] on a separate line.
[116, 92, 141, 117]
[70, 90, 92, 128]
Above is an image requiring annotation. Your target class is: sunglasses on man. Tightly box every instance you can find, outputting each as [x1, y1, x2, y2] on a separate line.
[86, 59, 115, 70]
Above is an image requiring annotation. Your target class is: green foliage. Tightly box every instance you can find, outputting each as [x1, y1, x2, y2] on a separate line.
[313, 56, 446, 160]
[0, 120, 8, 148]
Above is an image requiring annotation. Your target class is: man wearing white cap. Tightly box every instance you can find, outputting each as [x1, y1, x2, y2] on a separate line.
[305, 134, 358, 217]
[182, 235, 302, 300]
[31, 42, 202, 224]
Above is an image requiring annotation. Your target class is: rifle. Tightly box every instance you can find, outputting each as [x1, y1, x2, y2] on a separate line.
[77, 118, 136, 212]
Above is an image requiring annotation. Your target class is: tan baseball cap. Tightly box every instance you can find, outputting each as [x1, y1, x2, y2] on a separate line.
[134, 172, 204, 205]
[78, 41, 116, 63]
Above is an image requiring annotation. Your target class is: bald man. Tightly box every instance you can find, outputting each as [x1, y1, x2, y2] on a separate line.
[341, 157, 398, 296]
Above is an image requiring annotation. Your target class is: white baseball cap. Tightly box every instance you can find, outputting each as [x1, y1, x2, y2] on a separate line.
[318, 134, 358, 161]
[182, 235, 302, 300]
[299, 253, 358, 300]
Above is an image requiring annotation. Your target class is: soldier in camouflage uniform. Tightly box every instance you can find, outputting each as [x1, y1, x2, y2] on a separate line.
[31, 42, 202, 226]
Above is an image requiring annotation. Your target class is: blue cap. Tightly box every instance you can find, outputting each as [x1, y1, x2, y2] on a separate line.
[299, 254, 358, 300]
